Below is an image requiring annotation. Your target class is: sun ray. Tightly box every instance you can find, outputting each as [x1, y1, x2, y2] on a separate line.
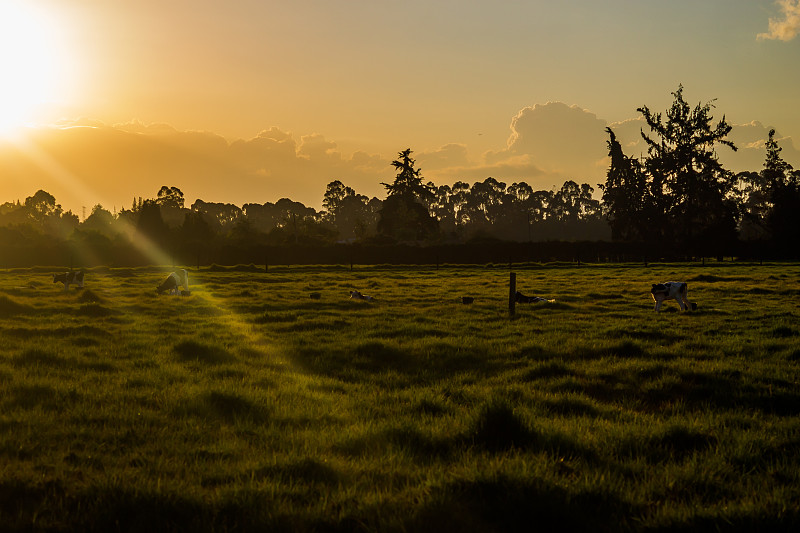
[0, 1, 71, 136]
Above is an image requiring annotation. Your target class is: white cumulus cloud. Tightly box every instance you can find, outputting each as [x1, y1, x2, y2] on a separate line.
[758, 0, 800, 41]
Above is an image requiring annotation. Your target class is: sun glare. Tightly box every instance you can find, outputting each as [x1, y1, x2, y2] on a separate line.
[0, 1, 68, 136]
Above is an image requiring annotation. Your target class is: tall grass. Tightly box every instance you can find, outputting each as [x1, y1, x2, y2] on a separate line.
[0, 263, 798, 531]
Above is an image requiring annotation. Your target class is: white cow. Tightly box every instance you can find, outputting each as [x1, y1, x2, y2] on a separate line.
[157, 269, 190, 295]
[53, 271, 84, 291]
[651, 282, 697, 312]
[349, 290, 375, 302]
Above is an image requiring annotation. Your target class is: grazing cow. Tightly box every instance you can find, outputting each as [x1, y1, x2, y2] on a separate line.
[349, 290, 375, 302]
[156, 269, 190, 295]
[53, 271, 84, 291]
[514, 291, 554, 304]
[651, 282, 697, 312]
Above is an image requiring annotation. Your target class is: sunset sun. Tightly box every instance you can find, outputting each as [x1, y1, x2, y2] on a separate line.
[0, 1, 67, 135]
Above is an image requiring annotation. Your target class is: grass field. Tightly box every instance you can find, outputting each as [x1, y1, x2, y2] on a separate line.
[1, 262, 799, 532]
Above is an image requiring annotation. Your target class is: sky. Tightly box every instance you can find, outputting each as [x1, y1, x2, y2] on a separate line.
[2, 0, 800, 215]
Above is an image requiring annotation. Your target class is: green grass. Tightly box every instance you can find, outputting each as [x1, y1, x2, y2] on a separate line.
[1, 263, 799, 532]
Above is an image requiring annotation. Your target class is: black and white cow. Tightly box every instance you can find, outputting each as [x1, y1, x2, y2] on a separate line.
[349, 290, 375, 302]
[650, 282, 697, 312]
[156, 269, 190, 295]
[53, 271, 84, 291]
[514, 291, 554, 304]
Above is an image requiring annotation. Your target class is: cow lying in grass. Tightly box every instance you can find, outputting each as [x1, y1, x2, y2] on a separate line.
[651, 282, 697, 312]
[157, 269, 190, 295]
[514, 291, 555, 303]
[350, 290, 375, 302]
[53, 271, 84, 291]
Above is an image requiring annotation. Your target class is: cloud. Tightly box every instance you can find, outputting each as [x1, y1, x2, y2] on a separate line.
[758, 0, 800, 41]
[423, 155, 559, 190]
[604, 116, 800, 177]
[478, 102, 610, 186]
[0, 123, 388, 214]
[416, 144, 470, 170]
[3, 108, 797, 218]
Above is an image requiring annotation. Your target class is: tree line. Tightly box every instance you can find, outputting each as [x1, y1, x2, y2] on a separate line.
[2, 86, 799, 267]
[601, 85, 799, 258]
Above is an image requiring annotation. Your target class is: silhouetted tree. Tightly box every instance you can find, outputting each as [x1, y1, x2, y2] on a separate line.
[81, 204, 115, 236]
[191, 199, 242, 231]
[755, 130, 800, 253]
[637, 85, 738, 249]
[600, 127, 649, 241]
[136, 200, 170, 248]
[378, 149, 438, 241]
[465, 177, 507, 231]
[156, 186, 185, 209]
[381, 148, 435, 202]
[321, 180, 355, 224]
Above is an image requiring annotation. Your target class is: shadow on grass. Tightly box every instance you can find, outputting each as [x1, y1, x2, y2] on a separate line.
[0, 295, 33, 317]
[173, 340, 235, 365]
[76, 304, 117, 317]
[175, 390, 270, 424]
[618, 424, 719, 462]
[575, 368, 800, 416]
[289, 339, 502, 384]
[406, 475, 634, 533]
[77, 289, 104, 303]
[466, 400, 597, 459]
[12, 349, 67, 368]
[254, 458, 340, 486]
[2, 325, 112, 341]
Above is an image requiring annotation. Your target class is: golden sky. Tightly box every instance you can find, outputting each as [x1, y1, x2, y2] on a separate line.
[2, 0, 800, 214]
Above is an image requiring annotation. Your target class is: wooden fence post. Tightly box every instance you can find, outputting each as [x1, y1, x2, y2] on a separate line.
[509, 272, 516, 317]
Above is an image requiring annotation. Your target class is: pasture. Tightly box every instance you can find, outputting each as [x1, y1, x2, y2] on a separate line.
[1, 263, 799, 532]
